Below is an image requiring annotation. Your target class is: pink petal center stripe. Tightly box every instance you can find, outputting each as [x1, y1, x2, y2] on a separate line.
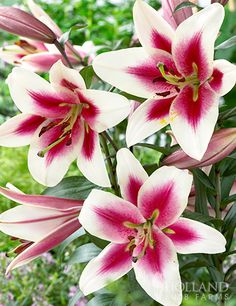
[172, 84, 215, 130]
[147, 97, 175, 121]
[166, 221, 200, 245]
[99, 243, 131, 274]
[209, 68, 224, 93]
[61, 78, 79, 91]
[125, 175, 144, 206]
[16, 115, 45, 135]
[28, 91, 72, 116]
[174, 33, 209, 81]
[139, 181, 177, 227]
[151, 30, 172, 53]
[81, 127, 96, 160]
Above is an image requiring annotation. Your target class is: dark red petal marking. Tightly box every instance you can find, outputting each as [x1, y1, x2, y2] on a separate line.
[174, 33, 210, 81]
[61, 78, 79, 91]
[172, 84, 215, 130]
[15, 115, 45, 135]
[151, 30, 172, 53]
[99, 244, 132, 274]
[209, 68, 223, 93]
[125, 175, 144, 206]
[28, 91, 74, 117]
[147, 96, 175, 121]
[81, 127, 96, 160]
[166, 220, 199, 246]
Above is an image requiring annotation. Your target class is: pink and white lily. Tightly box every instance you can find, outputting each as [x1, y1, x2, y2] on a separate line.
[0, 39, 97, 73]
[0, 60, 130, 187]
[78, 149, 226, 306]
[0, 186, 82, 273]
[93, 1, 236, 160]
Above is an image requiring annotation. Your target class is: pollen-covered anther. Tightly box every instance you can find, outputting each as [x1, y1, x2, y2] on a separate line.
[39, 121, 57, 137]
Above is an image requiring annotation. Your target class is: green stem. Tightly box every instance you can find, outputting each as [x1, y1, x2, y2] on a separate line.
[100, 133, 120, 196]
[215, 170, 222, 219]
[103, 131, 119, 152]
[54, 40, 73, 69]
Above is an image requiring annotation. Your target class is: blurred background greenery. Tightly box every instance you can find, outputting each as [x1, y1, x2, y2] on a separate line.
[0, 0, 235, 305]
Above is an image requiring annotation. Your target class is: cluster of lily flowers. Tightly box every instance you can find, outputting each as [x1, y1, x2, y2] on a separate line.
[0, 0, 235, 305]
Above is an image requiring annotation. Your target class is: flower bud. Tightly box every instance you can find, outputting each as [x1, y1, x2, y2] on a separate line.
[161, 0, 193, 29]
[211, 0, 229, 6]
[163, 128, 236, 169]
[0, 7, 57, 44]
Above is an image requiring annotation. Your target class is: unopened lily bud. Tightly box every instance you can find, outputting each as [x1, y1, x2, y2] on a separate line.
[211, 0, 229, 6]
[0, 7, 56, 43]
[161, 0, 193, 29]
[163, 128, 236, 169]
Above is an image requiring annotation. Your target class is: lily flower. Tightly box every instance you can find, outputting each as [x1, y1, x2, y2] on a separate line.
[0, 60, 130, 187]
[78, 149, 226, 306]
[161, 0, 193, 29]
[93, 1, 236, 160]
[0, 39, 97, 73]
[163, 128, 236, 168]
[0, 186, 82, 273]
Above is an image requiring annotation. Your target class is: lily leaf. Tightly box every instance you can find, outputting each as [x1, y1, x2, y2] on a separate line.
[68, 243, 101, 265]
[80, 65, 95, 88]
[215, 36, 236, 50]
[43, 176, 100, 200]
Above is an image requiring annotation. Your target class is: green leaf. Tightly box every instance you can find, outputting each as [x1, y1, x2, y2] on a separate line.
[59, 30, 71, 45]
[225, 264, 236, 282]
[222, 203, 236, 250]
[68, 290, 83, 306]
[191, 169, 216, 193]
[57, 227, 85, 256]
[134, 143, 170, 155]
[119, 91, 146, 103]
[221, 175, 236, 200]
[221, 194, 236, 207]
[68, 243, 101, 265]
[215, 36, 236, 50]
[180, 259, 208, 272]
[43, 176, 100, 200]
[223, 203, 236, 230]
[143, 163, 159, 175]
[87, 294, 115, 306]
[80, 65, 95, 88]
[193, 172, 209, 216]
[183, 210, 223, 227]
[59, 23, 87, 45]
[174, 1, 200, 13]
[88, 232, 109, 249]
[207, 266, 224, 283]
